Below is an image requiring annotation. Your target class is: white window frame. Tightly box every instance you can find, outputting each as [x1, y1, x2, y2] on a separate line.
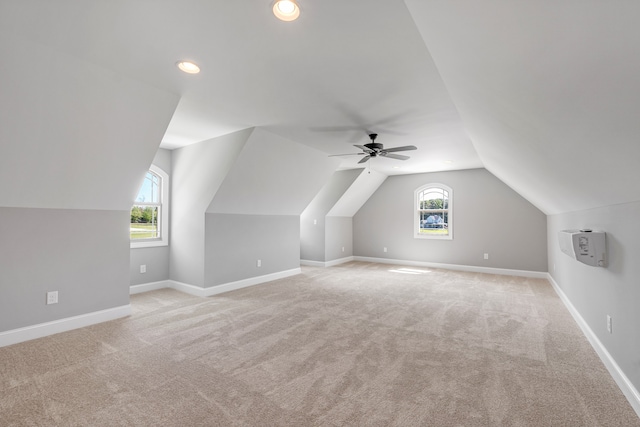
[131, 165, 169, 248]
[414, 183, 453, 240]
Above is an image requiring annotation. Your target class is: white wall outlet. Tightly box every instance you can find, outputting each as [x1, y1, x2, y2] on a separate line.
[342, 246, 345, 252]
[313, 219, 317, 225]
[607, 315, 612, 333]
[47, 291, 58, 305]
[383, 247, 387, 253]
[484, 253, 489, 260]
[257, 259, 262, 267]
[140, 264, 147, 273]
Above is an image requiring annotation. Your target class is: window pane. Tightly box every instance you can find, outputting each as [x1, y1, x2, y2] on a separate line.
[130, 205, 159, 239]
[417, 186, 450, 237]
[135, 171, 160, 203]
[418, 188, 448, 210]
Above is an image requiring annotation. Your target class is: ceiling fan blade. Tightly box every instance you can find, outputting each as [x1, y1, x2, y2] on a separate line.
[382, 145, 417, 153]
[381, 153, 410, 161]
[354, 144, 375, 154]
[328, 153, 366, 157]
[358, 155, 371, 164]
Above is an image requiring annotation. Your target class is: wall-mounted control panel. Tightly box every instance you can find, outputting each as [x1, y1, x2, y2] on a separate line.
[558, 229, 606, 267]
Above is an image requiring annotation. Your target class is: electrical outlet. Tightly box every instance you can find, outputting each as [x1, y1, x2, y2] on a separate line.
[342, 246, 345, 252]
[140, 264, 146, 274]
[313, 219, 317, 225]
[383, 247, 387, 253]
[484, 253, 489, 260]
[607, 315, 612, 333]
[47, 291, 58, 305]
[257, 259, 262, 267]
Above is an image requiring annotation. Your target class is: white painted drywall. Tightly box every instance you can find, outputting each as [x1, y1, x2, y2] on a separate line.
[207, 128, 341, 215]
[170, 130, 251, 287]
[0, 37, 179, 211]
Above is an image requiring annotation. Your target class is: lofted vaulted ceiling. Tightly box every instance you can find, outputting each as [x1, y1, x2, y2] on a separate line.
[1, 1, 639, 215]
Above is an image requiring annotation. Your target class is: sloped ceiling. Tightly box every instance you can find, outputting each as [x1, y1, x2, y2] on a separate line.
[406, 0, 640, 214]
[207, 128, 340, 215]
[0, 35, 178, 211]
[2, 1, 638, 215]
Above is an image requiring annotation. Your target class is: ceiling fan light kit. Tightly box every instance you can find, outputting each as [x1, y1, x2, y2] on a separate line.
[273, 0, 300, 21]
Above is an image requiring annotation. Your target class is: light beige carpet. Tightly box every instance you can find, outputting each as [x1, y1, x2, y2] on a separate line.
[1, 262, 638, 426]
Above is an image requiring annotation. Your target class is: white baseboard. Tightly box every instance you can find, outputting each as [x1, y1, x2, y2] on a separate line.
[0, 305, 131, 348]
[353, 256, 548, 279]
[300, 256, 354, 268]
[130, 280, 172, 295]
[326, 256, 355, 267]
[130, 268, 302, 298]
[300, 259, 326, 267]
[547, 274, 640, 418]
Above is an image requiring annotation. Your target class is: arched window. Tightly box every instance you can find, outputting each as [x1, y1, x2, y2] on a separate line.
[130, 165, 169, 248]
[415, 183, 452, 240]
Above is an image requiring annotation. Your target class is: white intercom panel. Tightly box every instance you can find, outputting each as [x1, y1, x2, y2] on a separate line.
[558, 230, 606, 267]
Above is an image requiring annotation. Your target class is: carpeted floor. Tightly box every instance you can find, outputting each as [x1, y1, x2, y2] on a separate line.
[1, 262, 638, 426]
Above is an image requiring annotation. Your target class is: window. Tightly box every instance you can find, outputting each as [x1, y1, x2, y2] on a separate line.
[415, 183, 452, 240]
[131, 165, 168, 248]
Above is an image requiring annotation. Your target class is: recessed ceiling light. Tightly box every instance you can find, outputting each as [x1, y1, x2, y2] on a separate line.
[273, 0, 300, 21]
[176, 61, 200, 74]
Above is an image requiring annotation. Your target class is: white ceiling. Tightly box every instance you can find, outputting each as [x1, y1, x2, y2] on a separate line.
[2, 1, 639, 215]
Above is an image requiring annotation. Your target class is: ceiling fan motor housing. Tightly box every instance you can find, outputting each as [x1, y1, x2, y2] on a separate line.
[364, 142, 383, 151]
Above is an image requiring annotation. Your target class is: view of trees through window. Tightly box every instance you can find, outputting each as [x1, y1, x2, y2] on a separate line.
[417, 187, 449, 236]
[131, 171, 161, 240]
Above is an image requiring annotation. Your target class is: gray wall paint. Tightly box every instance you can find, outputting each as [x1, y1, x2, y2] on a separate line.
[0, 207, 130, 332]
[354, 168, 547, 272]
[548, 202, 640, 393]
[205, 214, 300, 286]
[300, 218, 326, 262]
[325, 217, 353, 261]
[130, 246, 170, 286]
[130, 149, 172, 286]
[301, 169, 361, 262]
[170, 130, 250, 287]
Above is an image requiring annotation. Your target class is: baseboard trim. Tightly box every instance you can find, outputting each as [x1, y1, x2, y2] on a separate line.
[300, 256, 354, 268]
[353, 256, 548, 279]
[0, 305, 131, 348]
[326, 256, 355, 267]
[130, 280, 172, 295]
[130, 268, 302, 298]
[300, 259, 325, 267]
[547, 274, 640, 418]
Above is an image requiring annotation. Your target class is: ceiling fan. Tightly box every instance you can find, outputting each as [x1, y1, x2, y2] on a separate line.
[330, 133, 417, 164]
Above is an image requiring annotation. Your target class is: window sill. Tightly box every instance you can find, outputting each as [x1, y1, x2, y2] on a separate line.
[414, 233, 453, 240]
[130, 240, 168, 249]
